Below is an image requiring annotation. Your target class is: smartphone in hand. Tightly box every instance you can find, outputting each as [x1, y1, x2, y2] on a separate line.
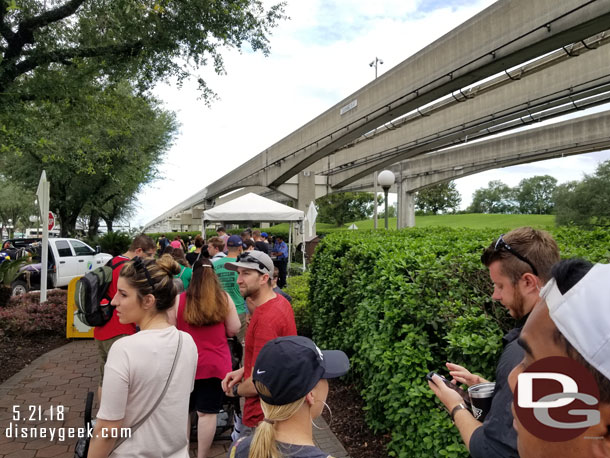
[425, 371, 471, 407]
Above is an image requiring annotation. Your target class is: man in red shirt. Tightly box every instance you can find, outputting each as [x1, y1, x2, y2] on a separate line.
[94, 234, 156, 401]
[221, 250, 296, 436]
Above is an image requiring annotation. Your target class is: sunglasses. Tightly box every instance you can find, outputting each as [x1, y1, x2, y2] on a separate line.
[494, 234, 538, 276]
[238, 253, 269, 273]
[132, 256, 156, 288]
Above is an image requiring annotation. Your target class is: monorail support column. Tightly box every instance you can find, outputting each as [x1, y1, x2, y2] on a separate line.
[398, 179, 416, 229]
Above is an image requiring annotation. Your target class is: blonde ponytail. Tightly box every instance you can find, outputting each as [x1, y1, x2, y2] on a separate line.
[249, 382, 307, 458]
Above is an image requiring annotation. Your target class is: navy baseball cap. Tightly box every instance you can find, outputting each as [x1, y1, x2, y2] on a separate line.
[227, 234, 245, 248]
[261, 232, 268, 238]
[253, 336, 350, 405]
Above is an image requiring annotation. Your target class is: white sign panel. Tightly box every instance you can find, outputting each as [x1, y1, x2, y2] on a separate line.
[340, 99, 357, 115]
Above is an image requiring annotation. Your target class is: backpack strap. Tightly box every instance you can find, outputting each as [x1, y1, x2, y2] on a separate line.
[229, 437, 247, 458]
[107, 258, 128, 270]
[102, 258, 129, 303]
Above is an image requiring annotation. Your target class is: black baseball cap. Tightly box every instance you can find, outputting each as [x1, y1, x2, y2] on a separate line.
[253, 336, 350, 406]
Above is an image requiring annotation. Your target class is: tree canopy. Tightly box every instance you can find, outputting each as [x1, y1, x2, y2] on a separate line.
[0, 176, 36, 237]
[515, 175, 557, 214]
[0, 80, 178, 235]
[0, 0, 286, 98]
[316, 192, 381, 227]
[415, 181, 461, 214]
[467, 180, 517, 214]
[554, 160, 610, 227]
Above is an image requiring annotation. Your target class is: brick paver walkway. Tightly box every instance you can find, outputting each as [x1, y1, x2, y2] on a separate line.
[0, 340, 349, 457]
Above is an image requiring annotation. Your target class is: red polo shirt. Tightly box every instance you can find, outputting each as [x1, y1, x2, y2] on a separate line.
[242, 294, 296, 427]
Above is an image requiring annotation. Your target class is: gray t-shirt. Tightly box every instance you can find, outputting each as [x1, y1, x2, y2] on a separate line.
[229, 436, 332, 458]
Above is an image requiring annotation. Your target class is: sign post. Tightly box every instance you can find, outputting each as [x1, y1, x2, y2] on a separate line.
[36, 171, 50, 303]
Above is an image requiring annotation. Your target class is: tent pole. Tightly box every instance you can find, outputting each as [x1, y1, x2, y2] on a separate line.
[302, 220, 306, 272]
[288, 222, 292, 282]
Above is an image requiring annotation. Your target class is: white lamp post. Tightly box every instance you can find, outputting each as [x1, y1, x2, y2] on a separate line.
[377, 170, 395, 230]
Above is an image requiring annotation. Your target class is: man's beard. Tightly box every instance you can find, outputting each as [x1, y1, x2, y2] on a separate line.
[241, 284, 258, 299]
[511, 286, 526, 319]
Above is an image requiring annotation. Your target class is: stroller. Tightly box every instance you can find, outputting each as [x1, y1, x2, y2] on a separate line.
[190, 336, 243, 441]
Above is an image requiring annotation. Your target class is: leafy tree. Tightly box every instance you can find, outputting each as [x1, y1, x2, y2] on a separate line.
[467, 180, 517, 214]
[0, 176, 36, 238]
[415, 181, 461, 214]
[515, 175, 557, 214]
[0, 81, 178, 236]
[317, 192, 381, 227]
[0, 0, 286, 98]
[554, 160, 610, 227]
[378, 203, 397, 220]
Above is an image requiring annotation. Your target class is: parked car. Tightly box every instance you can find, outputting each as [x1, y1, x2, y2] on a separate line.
[1, 238, 112, 296]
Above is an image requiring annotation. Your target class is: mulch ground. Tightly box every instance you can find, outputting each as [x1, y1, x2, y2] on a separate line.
[0, 333, 70, 384]
[325, 381, 390, 458]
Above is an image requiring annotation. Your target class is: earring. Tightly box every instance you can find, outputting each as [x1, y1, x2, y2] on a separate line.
[311, 401, 333, 430]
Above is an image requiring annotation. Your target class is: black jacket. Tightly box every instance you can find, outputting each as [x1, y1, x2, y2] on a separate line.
[469, 316, 528, 458]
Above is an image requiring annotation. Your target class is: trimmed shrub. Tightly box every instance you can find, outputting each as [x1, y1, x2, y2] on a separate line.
[0, 289, 67, 337]
[284, 273, 312, 337]
[98, 231, 132, 257]
[308, 226, 610, 457]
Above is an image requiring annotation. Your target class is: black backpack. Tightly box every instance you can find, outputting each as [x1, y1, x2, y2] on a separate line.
[74, 258, 127, 327]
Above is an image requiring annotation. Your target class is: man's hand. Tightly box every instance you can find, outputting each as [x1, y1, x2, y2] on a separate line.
[446, 362, 489, 387]
[222, 367, 244, 394]
[428, 374, 464, 412]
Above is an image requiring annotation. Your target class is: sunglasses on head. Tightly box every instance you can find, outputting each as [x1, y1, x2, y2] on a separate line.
[494, 234, 538, 276]
[132, 256, 156, 288]
[238, 253, 269, 273]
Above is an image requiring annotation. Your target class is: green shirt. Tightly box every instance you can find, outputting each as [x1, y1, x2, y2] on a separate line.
[213, 257, 246, 314]
[175, 265, 192, 290]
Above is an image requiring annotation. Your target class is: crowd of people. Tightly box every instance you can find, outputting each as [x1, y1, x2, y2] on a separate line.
[86, 226, 609, 458]
[89, 229, 341, 458]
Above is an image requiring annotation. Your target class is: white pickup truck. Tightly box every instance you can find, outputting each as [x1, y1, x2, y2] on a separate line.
[7, 238, 113, 295]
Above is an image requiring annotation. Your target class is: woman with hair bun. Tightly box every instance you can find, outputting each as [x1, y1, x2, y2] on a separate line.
[89, 254, 198, 458]
[228, 335, 350, 458]
[168, 258, 241, 458]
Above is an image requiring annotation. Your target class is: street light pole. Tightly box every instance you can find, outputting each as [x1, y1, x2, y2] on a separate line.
[377, 170, 395, 230]
[369, 57, 383, 229]
[369, 57, 384, 79]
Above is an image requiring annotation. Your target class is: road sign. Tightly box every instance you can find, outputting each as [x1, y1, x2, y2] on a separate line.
[48, 212, 55, 231]
[37, 171, 50, 303]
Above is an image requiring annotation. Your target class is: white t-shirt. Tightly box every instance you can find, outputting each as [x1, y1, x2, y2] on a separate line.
[98, 326, 197, 457]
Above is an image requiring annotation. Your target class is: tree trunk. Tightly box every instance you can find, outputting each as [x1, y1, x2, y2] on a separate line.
[88, 213, 100, 238]
[103, 217, 114, 233]
[58, 210, 78, 237]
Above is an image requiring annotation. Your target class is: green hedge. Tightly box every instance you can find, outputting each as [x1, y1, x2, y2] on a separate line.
[285, 273, 312, 337]
[308, 226, 610, 457]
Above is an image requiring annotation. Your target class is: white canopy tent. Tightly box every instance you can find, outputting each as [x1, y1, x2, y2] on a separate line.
[202, 193, 306, 271]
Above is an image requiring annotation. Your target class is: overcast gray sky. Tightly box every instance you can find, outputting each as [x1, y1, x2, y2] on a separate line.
[132, 0, 610, 227]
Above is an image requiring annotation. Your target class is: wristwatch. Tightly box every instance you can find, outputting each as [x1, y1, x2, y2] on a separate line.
[232, 383, 241, 398]
[450, 403, 469, 423]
